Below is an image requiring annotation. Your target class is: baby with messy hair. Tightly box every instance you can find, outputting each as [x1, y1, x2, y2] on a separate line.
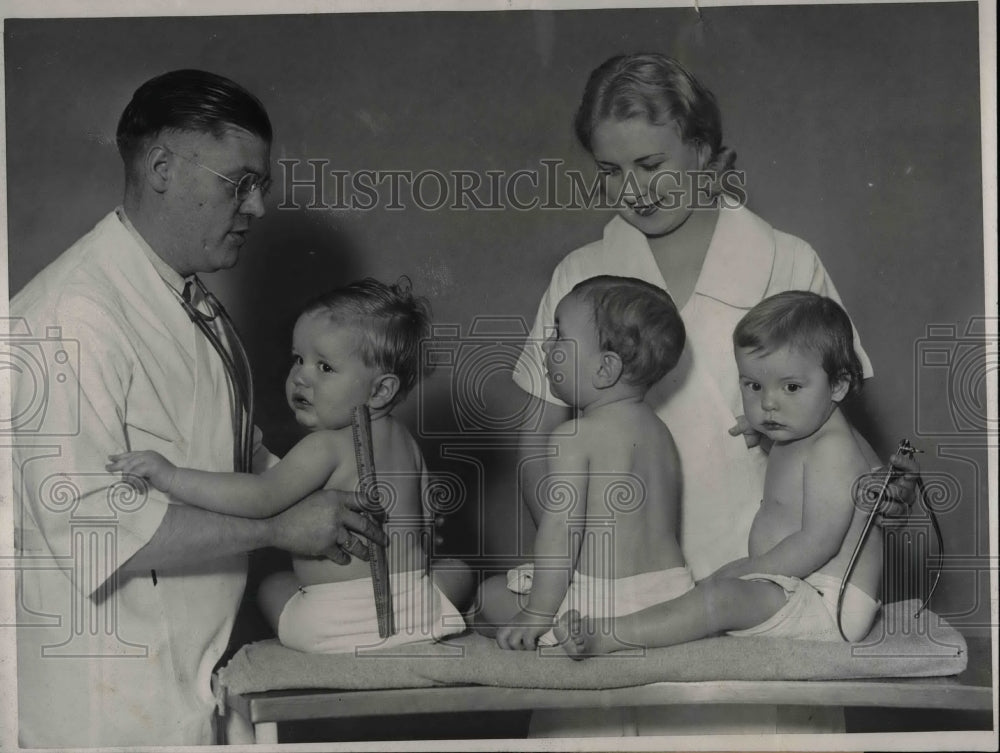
[476, 274, 697, 650]
[110, 278, 469, 653]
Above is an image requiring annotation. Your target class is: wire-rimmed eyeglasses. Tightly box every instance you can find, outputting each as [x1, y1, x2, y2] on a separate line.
[166, 147, 271, 203]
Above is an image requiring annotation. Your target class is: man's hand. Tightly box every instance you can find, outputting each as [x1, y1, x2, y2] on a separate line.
[270, 488, 388, 564]
[853, 450, 922, 522]
[107, 450, 177, 493]
[496, 609, 555, 651]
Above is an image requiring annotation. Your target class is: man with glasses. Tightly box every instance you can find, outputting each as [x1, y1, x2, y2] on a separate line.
[11, 69, 384, 747]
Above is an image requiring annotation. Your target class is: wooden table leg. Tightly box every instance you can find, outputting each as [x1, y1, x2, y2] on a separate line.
[254, 722, 279, 744]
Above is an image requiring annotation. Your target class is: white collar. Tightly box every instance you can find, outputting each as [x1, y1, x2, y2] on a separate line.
[115, 206, 191, 295]
[604, 205, 776, 309]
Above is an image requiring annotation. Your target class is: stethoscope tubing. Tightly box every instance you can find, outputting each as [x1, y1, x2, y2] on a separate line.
[176, 276, 255, 473]
[837, 445, 942, 642]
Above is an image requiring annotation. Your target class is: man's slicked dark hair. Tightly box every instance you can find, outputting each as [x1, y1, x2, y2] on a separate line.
[116, 69, 272, 164]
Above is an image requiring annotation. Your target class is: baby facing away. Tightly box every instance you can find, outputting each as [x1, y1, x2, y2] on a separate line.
[476, 275, 695, 649]
[556, 290, 884, 657]
[109, 278, 470, 654]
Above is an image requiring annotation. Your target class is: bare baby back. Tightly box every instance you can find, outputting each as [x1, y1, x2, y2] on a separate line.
[572, 401, 686, 580]
[814, 426, 885, 601]
[293, 416, 428, 586]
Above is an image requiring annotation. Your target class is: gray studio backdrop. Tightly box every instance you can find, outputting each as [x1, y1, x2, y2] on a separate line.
[4, 4, 989, 633]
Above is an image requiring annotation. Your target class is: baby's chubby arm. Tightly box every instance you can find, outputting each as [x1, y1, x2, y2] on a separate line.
[107, 450, 178, 494]
[497, 425, 585, 650]
[712, 434, 860, 581]
[107, 431, 343, 518]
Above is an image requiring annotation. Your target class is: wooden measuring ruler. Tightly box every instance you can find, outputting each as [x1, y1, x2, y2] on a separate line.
[351, 405, 395, 638]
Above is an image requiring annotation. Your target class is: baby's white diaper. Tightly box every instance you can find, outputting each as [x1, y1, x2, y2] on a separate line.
[726, 572, 880, 643]
[506, 564, 696, 646]
[278, 569, 465, 654]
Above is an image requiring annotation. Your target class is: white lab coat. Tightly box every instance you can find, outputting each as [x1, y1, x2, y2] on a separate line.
[11, 210, 246, 746]
[513, 208, 873, 579]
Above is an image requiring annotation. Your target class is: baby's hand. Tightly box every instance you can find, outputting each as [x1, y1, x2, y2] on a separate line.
[704, 556, 752, 582]
[728, 416, 763, 449]
[496, 609, 554, 651]
[107, 451, 177, 494]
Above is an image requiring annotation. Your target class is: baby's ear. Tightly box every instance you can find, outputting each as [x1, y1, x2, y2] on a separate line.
[369, 373, 401, 410]
[831, 373, 851, 403]
[593, 351, 623, 389]
[695, 139, 714, 172]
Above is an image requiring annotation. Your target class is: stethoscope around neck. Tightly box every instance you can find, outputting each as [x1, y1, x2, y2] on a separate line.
[169, 275, 255, 473]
